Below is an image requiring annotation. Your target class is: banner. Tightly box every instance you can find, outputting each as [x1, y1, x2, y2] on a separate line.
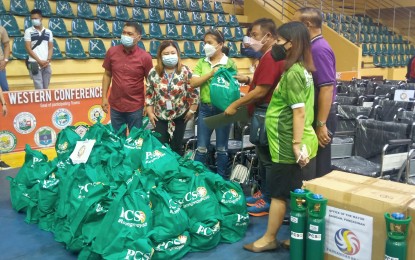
[325, 206, 373, 260]
[0, 87, 110, 153]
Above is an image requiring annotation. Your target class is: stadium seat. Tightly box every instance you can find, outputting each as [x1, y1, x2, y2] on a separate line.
[183, 41, 199, 58]
[195, 25, 205, 40]
[202, 0, 212, 12]
[373, 55, 380, 67]
[52, 39, 64, 59]
[192, 12, 203, 25]
[164, 9, 177, 24]
[393, 54, 400, 67]
[89, 39, 106, 59]
[118, 0, 133, 6]
[112, 20, 124, 37]
[149, 40, 160, 58]
[166, 23, 180, 40]
[66, 38, 88, 59]
[362, 43, 369, 56]
[10, 0, 30, 16]
[87, 0, 99, 3]
[11, 37, 28, 59]
[181, 24, 196, 40]
[149, 22, 165, 40]
[96, 3, 115, 20]
[189, 0, 200, 11]
[386, 55, 394, 68]
[205, 13, 215, 26]
[115, 5, 130, 21]
[380, 55, 387, 67]
[177, 0, 187, 10]
[386, 34, 393, 44]
[234, 27, 244, 41]
[93, 19, 112, 38]
[0, 15, 22, 36]
[227, 42, 242, 58]
[148, 8, 162, 23]
[164, 0, 175, 9]
[0, 0, 5, 15]
[111, 39, 121, 46]
[72, 18, 92, 37]
[56, 1, 75, 18]
[133, 0, 147, 7]
[178, 10, 191, 24]
[139, 23, 149, 39]
[410, 45, 415, 55]
[404, 44, 410, 55]
[102, 0, 116, 5]
[214, 1, 224, 13]
[387, 43, 394, 55]
[34, 0, 53, 17]
[368, 43, 375, 56]
[222, 27, 234, 41]
[217, 14, 228, 27]
[23, 16, 32, 30]
[381, 43, 388, 55]
[77, 2, 94, 19]
[400, 54, 407, 67]
[229, 15, 239, 27]
[137, 40, 146, 51]
[199, 41, 205, 56]
[49, 17, 70, 37]
[132, 7, 147, 22]
[370, 33, 378, 44]
[149, 0, 162, 8]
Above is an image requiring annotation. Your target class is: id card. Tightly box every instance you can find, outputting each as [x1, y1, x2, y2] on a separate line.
[166, 100, 173, 110]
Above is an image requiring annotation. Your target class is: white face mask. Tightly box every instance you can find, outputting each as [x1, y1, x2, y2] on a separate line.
[162, 54, 179, 67]
[31, 19, 41, 27]
[204, 43, 218, 58]
[249, 34, 268, 52]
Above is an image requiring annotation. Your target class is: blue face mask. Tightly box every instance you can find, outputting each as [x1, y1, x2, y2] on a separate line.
[162, 54, 179, 67]
[31, 19, 41, 27]
[121, 35, 135, 47]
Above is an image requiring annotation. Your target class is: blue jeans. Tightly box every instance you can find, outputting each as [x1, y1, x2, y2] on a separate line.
[194, 103, 231, 177]
[110, 107, 143, 136]
[0, 70, 9, 91]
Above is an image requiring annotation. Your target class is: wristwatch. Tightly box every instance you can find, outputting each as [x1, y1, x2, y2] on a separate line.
[316, 120, 326, 127]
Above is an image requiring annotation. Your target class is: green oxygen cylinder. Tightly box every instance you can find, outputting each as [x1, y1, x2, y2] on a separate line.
[289, 189, 309, 260]
[385, 212, 412, 260]
[305, 193, 328, 260]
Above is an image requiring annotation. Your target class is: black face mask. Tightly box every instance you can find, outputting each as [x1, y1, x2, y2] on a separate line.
[271, 43, 287, 62]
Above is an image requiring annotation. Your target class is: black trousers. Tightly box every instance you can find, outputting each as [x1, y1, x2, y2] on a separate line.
[154, 114, 187, 156]
[315, 107, 337, 178]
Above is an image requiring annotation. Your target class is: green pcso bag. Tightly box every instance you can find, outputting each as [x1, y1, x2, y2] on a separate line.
[210, 67, 240, 111]
[14, 144, 49, 187]
[55, 126, 82, 160]
[215, 180, 247, 216]
[152, 231, 191, 260]
[189, 218, 221, 252]
[220, 212, 249, 243]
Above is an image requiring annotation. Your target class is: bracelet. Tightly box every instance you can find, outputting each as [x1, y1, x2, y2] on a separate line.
[292, 139, 301, 144]
[188, 109, 195, 114]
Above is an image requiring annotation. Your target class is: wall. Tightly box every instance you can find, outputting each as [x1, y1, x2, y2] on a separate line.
[360, 67, 407, 80]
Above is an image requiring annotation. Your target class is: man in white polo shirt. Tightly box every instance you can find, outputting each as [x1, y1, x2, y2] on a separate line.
[24, 9, 53, 90]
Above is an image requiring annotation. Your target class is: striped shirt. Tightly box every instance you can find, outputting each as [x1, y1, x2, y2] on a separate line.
[24, 27, 53, 62]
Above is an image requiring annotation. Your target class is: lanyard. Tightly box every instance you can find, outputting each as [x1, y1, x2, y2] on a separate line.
[164, 70, 175, 93]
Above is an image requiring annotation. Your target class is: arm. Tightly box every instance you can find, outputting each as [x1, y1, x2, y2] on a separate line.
[47, 41, 53, 61]
[316, 85, 334, 147]
[292, 107, 307, 167]
[0, 41, 9, 71]
[189, 68, 216, 87]
[145, 73, 158, 127]
[224, 84, 270, 115]
[101, 69, 112, 113]
[0, 89, 7, 116]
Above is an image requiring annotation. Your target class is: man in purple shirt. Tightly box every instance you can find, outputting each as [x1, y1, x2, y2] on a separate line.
[293, 7, 337, 178]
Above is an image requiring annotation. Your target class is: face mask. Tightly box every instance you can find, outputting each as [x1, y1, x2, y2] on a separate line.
[249, 34, 267, 52]
[162, 54, 178, 67]
[271, 43, 288, 62]
[204, 43, 218, 58]
[121, 35, 135, 47]
[31, 19, 41, 27]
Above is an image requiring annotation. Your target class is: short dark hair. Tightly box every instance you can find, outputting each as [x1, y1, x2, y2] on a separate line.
[296, 7, 323, 28]
[251, 18, 278, 37]
[205, 29, 225, 44]
[30, 9, 42, 16]
[124, 21, 142, 35]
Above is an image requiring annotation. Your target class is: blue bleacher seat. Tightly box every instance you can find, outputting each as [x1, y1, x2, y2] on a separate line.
[149, 0, 162, 8]
[164, 0, 175, 9]
[387, 43, 394, 55]
[214, 1, 224, 13]
[205, 13, 215, 26]
[52, 39, 64, 59]
[49, 17, 70, 37]
[381, 43, 388, 55]
[177, 0, 187, 10]
[66, 38, 88, 59]
[23, 16, 32, 30]
[392, 54, 400, 67]
[199, 41, 205, 56]
[410, 45, 415, 56]
[34, 0, 53, 17]
[96, 3, 114, 20]
[234, 27, 244, 41]
[138, 23, 149, 39]
[192, 12, 203, 25]
[133, 0, 147, 7]
[77, 2, 95, 19]
[164, 9, 177, 24]
[87, 0, 99, 3]
[72, 18, 92, 37]
[181, 24, 196, 40]
[111, 39, 121, 46]
[404, 44, 410, 55]
[56, 1, 75, 18]
[368, 43, 375, 56]
[183, 41, 199, 58]
[386, 55, 393, 68]
[217, 14, 228, 27]
[0, 0, 5, 15]
[149, 22, 165, 40]
[400, 54, 407, 67]
[166, 23, 180, 40]
[132, 7, 147, 22]
[0, 15, 22, 37]
[380, 55, 387, 67]
[149, 40, 160, 58]
[112, 20, 124, 37]
[11, 37, 28, 59]
[222, 27, 234, 41]
[89, 39, 107, 58]
[189, 0, 200, 11]
[115, 5, 130, 21]
[178, 10, 191, 24]
[227, 41, 242, 58]
[202, 0, 212, 12]
[148, 8, 162, 23]
[102, 0, 116, 5]
[118, 0, 133, 6]
[137, 41, 146, 51]
[229, 15, 239, 27]
[93, 19, 112, 38]
[195, 25, 205, 40]
[10, 0, 30, 16]
[373, 55, 380, 67]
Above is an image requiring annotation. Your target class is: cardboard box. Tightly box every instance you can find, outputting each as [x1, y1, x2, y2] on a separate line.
[304, 171, 415, 260]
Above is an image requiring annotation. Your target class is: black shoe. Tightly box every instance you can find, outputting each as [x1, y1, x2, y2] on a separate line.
[0, 161, 11, 170]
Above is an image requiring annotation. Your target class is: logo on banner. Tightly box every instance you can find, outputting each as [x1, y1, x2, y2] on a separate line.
[0, 130, 17, 153]
[334, 228, 361, 255]
[52, 108, 73, 129]
[88, 105, 106, 124]
[34, 127, 57, 147]
[13, 112, 37, 134]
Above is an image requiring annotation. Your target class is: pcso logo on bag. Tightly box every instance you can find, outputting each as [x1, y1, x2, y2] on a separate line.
[221, 189, 241, 204]
[335, 228, 361, 256]
[52, 108, 73, 129]
[13, 112, 37, 134]
[34, 126, 56, 147]
[125, 249, 153, 260]
[119, 207, 147, 228]
[0, 130, 17, 153]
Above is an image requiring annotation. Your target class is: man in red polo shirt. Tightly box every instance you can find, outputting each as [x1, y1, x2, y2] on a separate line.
[101, 22, 153, 134]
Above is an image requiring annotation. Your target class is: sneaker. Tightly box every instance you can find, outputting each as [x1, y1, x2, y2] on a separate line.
[0, 160, 11, 170]
[248, 199, 270, 217]
[246, 190, 263, 206]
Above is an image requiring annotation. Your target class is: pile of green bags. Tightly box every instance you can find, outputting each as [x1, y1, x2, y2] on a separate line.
[8, 119, 249, 260]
